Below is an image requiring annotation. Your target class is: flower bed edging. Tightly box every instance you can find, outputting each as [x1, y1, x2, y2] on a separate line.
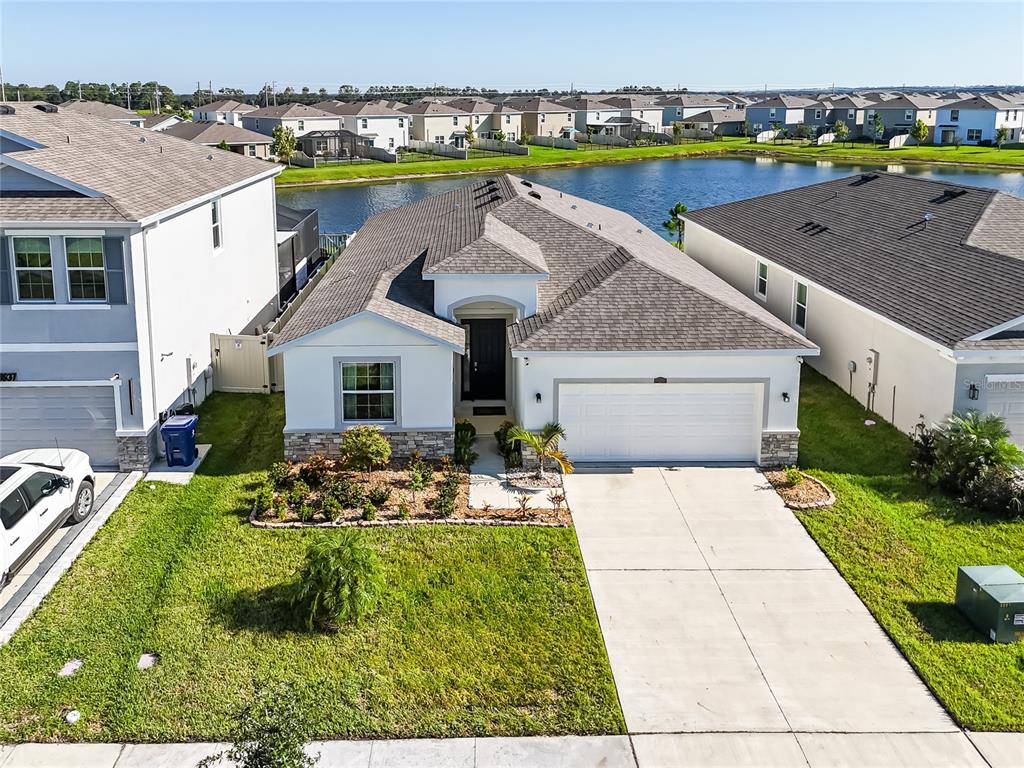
[249, 504, 570, 529]
[782, 472, 836, 510]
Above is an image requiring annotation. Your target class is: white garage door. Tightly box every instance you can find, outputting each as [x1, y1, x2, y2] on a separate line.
[558, 381, 763, 463]
[987, 380, 1024, 448]
[0, 385, 119, 468]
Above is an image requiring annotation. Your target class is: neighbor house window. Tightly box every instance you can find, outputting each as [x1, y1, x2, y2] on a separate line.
[540, 113, 546, 123]
[967, 128, 982, 141]
[847, 109, 855, 119]
[676, 107, 682, 117]
[248, 144, 257, 156]
[297, 120, 304, 131]
[255, 119, 260, 129]
[814, 109, 822, 120]
[341, 362, 395, 422]
[505, 114, 510, 124]
[452, 116, 458, 125]
[755, 261, 768, 300]
[474, 115, 480, 124]
[12, 237, 54, 301]
[65, 237, 106, 301]
[399, 118, 404, 127]
[769, 108, 776, 119]
[388, 137, 394, 149]
[211, 200, 222, 249]
[904, 110, 913, 121]
[950, 109, 959, 121]
[793, 282, 808, 331]
[315, 139, 328, 153]
[361, 118, 368, 129]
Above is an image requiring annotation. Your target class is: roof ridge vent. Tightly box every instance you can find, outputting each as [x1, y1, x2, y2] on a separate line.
[33, 103, 57, 113]
[528, 190, 541, 200]
[520, 180, 533, 187]
[0, 104, 15, 115]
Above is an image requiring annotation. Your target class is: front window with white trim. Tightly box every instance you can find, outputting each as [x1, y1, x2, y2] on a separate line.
[341, 362, 395, 422]
[65, 237, 106, 301]
[793, 281, 808, 331]
[211, 199, 223, 249]
[755, 261, 768, 300]
[12, 236, 54, 301]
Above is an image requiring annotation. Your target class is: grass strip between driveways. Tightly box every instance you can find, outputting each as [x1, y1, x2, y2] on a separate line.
[795, 368, 1024, 732]
[0, 393, 624, 742]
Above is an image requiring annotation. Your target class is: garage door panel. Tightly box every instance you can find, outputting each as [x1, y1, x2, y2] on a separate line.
[0, 386, 119, 468]
[559, 382, 762, 463]
[988, 382, 1024, 448]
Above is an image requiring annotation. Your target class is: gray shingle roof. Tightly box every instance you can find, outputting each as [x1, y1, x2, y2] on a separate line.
[401, 101, 467, 116]
[682, 109, 745, 124]
[272, 175, 814, 355]
[245, 103, 336, 118]
[748, 95, 818, 109]
[162, 120, 271, 145]
[684, 173, 1024, 347]
[873, 94, 949, 110]
[314, 100, 408, 117]
[195, 99, 257, 113]
[59, 99, 139, 120]
[941, 94, 1017, 111]
[0, 102, 279, 223]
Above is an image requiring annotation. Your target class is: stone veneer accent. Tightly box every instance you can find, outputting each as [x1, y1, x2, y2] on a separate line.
[117, 433, 155, 472]
[759, 430, 800, 467]
[520, 443, 540, 471]
[284, 429, 455, 462]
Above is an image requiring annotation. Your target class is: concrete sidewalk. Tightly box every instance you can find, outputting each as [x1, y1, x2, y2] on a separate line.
[2, 732, 1021, 767]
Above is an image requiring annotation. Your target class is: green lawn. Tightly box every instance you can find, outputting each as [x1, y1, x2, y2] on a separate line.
[796, 368, 1024, 731]
[276, 136, 1024, 186]
[0, 393, 623, 742]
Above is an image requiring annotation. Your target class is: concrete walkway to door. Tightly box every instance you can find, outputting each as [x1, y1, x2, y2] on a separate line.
[564, 466, 995, 767]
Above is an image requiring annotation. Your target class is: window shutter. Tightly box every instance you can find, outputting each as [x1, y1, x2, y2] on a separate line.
[102, 237, 127, 304]
[0, 237, 12, 305]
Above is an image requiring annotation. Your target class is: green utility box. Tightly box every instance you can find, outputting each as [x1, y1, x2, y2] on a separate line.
[955, 565, 1024, 644]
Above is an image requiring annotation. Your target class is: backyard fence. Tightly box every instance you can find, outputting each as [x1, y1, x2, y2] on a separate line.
[355, 144, 398, 163]
[211, 233, 350, 393]
[583, 133, 630, 147]
[475, 137, 529, 155]
[817, 132, 836, 145]
[529, 135, 578, 150]
[408, 140, 468, 159]
[888, 133, 912, 149]
[755, 129, 780, 144]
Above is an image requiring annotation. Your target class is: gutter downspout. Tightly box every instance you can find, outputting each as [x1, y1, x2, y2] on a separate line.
[140, 227, 160, 425]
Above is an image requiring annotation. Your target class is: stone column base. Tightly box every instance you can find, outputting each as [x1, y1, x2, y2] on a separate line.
[759, 430, 800, 467]
[284, 429, 455, 462]
[117, 432, 156, 472]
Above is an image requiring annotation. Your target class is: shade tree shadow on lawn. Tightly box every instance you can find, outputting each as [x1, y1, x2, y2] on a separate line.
[906, 600, 989, 645]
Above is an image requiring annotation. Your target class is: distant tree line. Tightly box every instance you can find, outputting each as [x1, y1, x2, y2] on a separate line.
[2, 80, 180, 111]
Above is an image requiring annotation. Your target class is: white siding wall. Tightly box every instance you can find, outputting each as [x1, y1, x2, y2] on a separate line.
[342, 115, 409, 151]
[429, 274, 541, 319]
[684, 221, 959, 433]
[278, 315, 454, 432]
[133, 177, 279, 427]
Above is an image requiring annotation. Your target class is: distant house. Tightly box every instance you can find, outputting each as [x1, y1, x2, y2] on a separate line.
[162, 121, 272, 158]
[296, 129, 371, 160]
[684, 173, 1024, 446]
[867, 94, 948, 142]
[935, 95, 1023, 145]
[192, 99, 256, 126]
[241, 104, 340, 138]
[678, 109, 746, 137]
[599, 95, 664, 134]
[745, 95, 817, 134]
[657, 94, 734, 126]
[142, 113, 184, 131]
[558, 96, 617, 135]
[59, 99, 144, 128]
[501, 97, 576, 138]
[400, 100, 470, 145]
[314, 100, 410, 153]
[447, 98, 523, 142]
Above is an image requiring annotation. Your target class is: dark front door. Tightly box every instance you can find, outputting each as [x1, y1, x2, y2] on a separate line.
[466, 319, 506, 400]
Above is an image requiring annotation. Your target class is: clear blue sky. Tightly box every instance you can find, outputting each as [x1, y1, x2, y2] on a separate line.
[3, 1, 1022, 93]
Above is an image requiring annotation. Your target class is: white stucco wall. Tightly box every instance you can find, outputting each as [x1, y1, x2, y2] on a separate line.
[277, 314, 455, 432]
[135, 177, 279, 427]
[428, 274, 542, 319]
[512, 353, 803, 434]
[684, 221, 960, 433]
[342, 115, 409, 150]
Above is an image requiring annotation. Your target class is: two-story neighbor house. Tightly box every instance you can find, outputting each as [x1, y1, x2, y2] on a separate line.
[868, 94, 948, 141]
[801, 95, 875, 137]
[241, 104, 340, 138]
[400, 100, 469, 144]
[0, 102, 284, 470]
[683, 173, 1024, 446]
[559, 96, 616, 135]
[935, 95, 1023, 145]
[446, 98, 523, 142]
[268, 175, 817, 467]
[745, 95, 817, 133]
[501, 97, 576, 139]
[192, 99, 257, 126]
[59, 100, 144, 128]
[598, 95, 664, 134]
[314, 101, 410, 153]
[657, 94, 734, 126]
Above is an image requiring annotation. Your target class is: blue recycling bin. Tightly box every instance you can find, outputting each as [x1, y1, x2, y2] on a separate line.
[160, 415, 199, 467]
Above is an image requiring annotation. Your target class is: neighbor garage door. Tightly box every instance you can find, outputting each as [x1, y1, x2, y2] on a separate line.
[0, 385, 119, 468]
[987, 378, 1024, 448]
[558, 381, 762, 463]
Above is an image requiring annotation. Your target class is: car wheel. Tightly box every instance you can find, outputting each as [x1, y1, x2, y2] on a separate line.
[70, 481, 95, 523]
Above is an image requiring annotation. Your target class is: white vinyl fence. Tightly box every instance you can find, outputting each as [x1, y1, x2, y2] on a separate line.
[755, 129, 780, 143]
[888, 133, 911, 149]
[408, 140, 468, 159]
[816, 132, 836, 145]
[475, 137, 529, 155]
[529, 135, 578, 149]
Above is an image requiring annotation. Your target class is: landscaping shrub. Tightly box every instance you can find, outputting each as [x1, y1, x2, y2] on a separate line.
[508, 422, 574, 478]
[267, 461, 292, 489]
[434, 457, 460, 517]
[324, 477, 364, 509]
[916, 411, 1023, 496]
[287, 480, 311, 509]
[299, 454, 334, 486]
[341, 425, 392, 472]
[362, 502, 377, 521]
[290, 532, 384, 630]
[198, 680, 317, 768]
[494, 420, 522, 469]
[367, 485, 391, 507]
[964, 466, 1024, 518]
[454, 420, 478, 467]
[254, 483, 274, 514]
[320, 495, 342, 522]
[784, 466, 804, 487]
[298, 503, 315, 523]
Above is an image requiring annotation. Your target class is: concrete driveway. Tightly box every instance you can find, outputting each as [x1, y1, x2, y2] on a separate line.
[565, 466, 973, 764]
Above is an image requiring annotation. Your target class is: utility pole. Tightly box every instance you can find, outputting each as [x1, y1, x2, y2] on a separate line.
[197, 80, 202, 105]
[272, 81, 277, 106]
[0, 62, 6, 102]
[78, 81, 83, 100]
[126, 83, 131, 111]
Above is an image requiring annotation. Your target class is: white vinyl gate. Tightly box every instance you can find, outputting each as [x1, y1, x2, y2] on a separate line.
[987, 377, 1024, 448]
[557, 381, 763, 463]
[0, 383, 120, 468]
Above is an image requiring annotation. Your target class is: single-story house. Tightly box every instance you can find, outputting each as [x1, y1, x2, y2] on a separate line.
[935, 95, 1023, 145]
[142, 113, 185, 131]
[269, 175, 818, 466]
[59, 99, 144, 128]
[161, 120, 272, 158]
[678, 109, 746, 136]
[683, 173, 1024, 446]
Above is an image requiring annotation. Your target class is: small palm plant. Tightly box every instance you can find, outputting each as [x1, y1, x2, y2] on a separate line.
[291, 532, 384, 630]
[507, 422, 574, 479]
[663, 201, 688, 249]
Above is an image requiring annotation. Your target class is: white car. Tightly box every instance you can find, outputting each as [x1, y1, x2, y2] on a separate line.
[0, 448, 96, 586]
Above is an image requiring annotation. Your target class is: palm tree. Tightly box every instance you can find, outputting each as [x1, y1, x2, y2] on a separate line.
[507, 422, 574, 479]
[663, 201, 688, 248]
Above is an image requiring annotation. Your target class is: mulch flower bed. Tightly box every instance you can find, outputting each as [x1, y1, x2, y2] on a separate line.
[764, 469, 836, 509]
[251, 454, 571, 528]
